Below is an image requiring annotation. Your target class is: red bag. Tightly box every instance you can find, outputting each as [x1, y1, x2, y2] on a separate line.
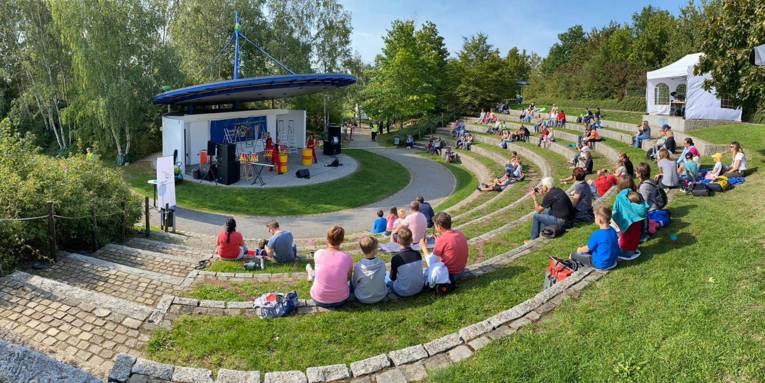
[547, 258, 574, 282]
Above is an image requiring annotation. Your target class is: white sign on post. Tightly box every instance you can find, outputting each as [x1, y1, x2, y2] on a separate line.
[156, 156, 176, 210]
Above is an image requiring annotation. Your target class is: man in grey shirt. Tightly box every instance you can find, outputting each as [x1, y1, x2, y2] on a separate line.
[570, 167, 594, 223]
[265, 221, 296, 263]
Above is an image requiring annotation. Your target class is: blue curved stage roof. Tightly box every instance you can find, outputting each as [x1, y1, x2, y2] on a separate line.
[153, 73, 356, 105]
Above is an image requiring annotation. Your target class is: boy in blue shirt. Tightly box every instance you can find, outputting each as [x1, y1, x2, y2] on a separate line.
[371, 209, 388, 234]
[570, 206, 619, 270]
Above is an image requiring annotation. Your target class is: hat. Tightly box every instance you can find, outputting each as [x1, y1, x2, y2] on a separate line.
[661, 124, 671, 130]
[580, 146, 592, 153]
[711, 152, 723, 161]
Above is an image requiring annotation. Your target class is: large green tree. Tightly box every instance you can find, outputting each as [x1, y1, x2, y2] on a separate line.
[451, 34, 513, 113]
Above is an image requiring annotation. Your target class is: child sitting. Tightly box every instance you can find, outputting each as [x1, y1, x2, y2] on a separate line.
[678, 152, 698, 186]
[371, 209, 387, 234]
[593, 169, 617, 197]
[254, 239, 267, 257]
[387, 227, 424, 297]
[390, 208, 407, 243]
[352, 235, 387, 304]
[422, 254, 450, 289]
[569, 206, 619, 270]
[385, 207, 398, 236]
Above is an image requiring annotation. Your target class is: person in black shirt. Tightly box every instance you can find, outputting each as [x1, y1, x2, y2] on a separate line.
[416, 195, 435, 229]
[528, 177, 575, 240]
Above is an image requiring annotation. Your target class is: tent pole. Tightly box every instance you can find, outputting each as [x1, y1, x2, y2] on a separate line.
[234, 11, 240, 80]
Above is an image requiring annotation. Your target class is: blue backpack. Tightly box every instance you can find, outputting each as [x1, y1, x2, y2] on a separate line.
[254, 291, 298, 319]
[648, 209, 671, 228]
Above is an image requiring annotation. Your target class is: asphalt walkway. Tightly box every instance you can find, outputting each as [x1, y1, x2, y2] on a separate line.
[149, 127, 456, 238]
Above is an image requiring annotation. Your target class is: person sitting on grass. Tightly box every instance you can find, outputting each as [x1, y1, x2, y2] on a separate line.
[676, 137, 700, 167]
[705, 152, 724, 180]
[678, 151, 698, 186]
[636, 163, 660, 213]
[581, 126, 601, 147]
[611, 176, 647, 261]
[416, 195, 435, 229]
[265, 221, 297, 263]
[529, 177, 575, 240]
[390, 207, 407, 242]
[722, 141, 747, 176]
[402, 201, 428, 244]
[385, 207, 398, 236]
[569, 167, 595, 224]
[655, 148, 680, 189]
[216, 218, 247, 260]
[422, 212, 468, 285]
[511, 125, 530, 142]
[569, 206, 619, 270]
[352, 235, 387, 304]
[371, 209, 388, 234]
[387, 227, 424, 297]
[633, 121, 651, 148]
[307, 225, 353, 308]
[593, 168, 618, 197]
[617, 152, 635, 178]
[464, 133, 474, 150]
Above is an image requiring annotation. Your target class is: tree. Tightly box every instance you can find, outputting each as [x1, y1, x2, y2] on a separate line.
[416, 21, 450, 113]
[541, 25, 586, 75]
[451, 34, 512, 113]
[364, 20, 438, 125]
[629, 6, 676, 69]
[696, 0, 765, 114]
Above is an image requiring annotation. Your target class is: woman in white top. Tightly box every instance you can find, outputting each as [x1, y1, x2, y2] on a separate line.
[723, 141, 747, 176]
[655, 148, 679, 188]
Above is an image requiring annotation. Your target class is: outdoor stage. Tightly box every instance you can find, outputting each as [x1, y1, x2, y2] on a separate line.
[187, 151, 357, 188]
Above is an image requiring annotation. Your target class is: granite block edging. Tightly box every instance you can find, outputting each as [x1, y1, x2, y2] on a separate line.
[110, 263, 609, 383]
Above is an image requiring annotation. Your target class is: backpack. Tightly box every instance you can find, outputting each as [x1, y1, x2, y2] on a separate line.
[544, 256, 577, 289]
[646, 148, 656, 160]
[254, 291, 298, 319]
[691, 183, 710, 197]
[648, 209, 671, 228]
[643, 180, 667, 209]
[541, 224, 565, 239]
[709, 176, 730, 192]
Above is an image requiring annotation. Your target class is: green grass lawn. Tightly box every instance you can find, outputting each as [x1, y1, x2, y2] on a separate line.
[183, 280, 312, 301]
[430, 157, 477, 212]
[122, 149, 409, 216]
[509, 103, 645, 125]
[428, 126, 765, 382]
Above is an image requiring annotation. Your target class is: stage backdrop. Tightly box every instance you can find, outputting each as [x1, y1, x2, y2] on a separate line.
[210, 116, 267, 144]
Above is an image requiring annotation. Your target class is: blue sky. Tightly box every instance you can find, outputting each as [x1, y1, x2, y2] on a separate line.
[339, 0, 690, 63]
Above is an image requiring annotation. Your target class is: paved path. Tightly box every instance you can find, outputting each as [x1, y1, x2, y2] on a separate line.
[150, 127, 456, 238]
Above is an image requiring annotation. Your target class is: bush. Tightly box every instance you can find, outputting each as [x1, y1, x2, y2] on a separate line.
[524, 97, 646, 112]
[0, 127, 141, 273]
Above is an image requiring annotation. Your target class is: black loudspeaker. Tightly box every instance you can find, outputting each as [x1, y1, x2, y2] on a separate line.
[217, 143, 236, 164]
[323, 123, 342, 155]
[217, 160, 240, 185]
[295, 169, 310, 179]
[207, 141, 217, 157]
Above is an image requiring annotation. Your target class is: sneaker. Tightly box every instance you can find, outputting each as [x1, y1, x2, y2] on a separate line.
[618, 250, 641, 261]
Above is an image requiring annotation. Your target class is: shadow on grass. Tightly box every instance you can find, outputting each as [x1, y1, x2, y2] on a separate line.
[616, 223, 697, 269]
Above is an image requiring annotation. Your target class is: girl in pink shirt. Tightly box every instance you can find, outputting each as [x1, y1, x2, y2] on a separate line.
[385, 207, 398, 235]
[309, 225, 353, 307]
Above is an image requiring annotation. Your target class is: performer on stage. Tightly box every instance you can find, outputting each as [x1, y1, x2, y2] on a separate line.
[265, 132, 274, 151]
[307, 134, 318, 163]
[265, 132, 275, 172]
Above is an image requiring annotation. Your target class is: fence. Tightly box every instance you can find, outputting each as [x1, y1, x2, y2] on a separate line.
[0, 197, 166, 260]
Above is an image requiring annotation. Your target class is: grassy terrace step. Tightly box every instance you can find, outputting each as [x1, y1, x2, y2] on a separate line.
[444, 150, 509, 218]
[432, 156, 477, 212]
[429, 125, 765, 383]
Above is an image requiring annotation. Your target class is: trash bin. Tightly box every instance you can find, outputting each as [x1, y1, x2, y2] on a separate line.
[393, 136, 401, 146]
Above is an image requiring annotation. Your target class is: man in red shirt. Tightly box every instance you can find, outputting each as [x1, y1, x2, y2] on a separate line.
[593, 169, 617, 197]
[425, 212, 468, 284]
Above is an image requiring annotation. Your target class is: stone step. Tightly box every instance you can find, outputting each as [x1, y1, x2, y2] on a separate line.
[124, 237, 211, 260]
[29, 252, 183, 306]
[0, 272, 150, 378]
[92, 243, 200, 278]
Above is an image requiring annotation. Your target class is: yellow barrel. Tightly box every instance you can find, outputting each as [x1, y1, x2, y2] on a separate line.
[279, 152, 288, 174]
[302, 148, 313, 166]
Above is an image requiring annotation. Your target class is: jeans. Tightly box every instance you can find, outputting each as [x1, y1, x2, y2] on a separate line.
[530, 211, 566, 239]
[634, 133, 650, 148]
[570, 252, 592, 267]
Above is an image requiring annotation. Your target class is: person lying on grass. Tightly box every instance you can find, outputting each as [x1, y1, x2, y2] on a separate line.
[386, 227, 424, 297]
[352, 235, 387, 304]
[478, 159, 522, 192]
[569, 205, 619, 270]
[307, 225, 353, 308]
[216, 217, 247, 260]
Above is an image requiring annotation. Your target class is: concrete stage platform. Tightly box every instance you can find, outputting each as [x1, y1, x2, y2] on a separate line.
[186, 151, 358, 188]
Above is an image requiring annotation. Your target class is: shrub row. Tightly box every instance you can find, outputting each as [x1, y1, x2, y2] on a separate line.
[523, 96, 646, 112]
[0, 125, 140, 273]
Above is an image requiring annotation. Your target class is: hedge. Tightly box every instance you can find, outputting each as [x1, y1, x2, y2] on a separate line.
[0, 126, 141, 274]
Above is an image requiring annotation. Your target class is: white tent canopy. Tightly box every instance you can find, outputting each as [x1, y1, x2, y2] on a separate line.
[646, 53, 741, 122]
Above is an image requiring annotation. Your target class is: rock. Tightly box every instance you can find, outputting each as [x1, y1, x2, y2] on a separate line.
[400, 363, 428, 381]
[131, 358, 174, 381]
[373, 368, 407, 383]
[198, 300, 226, 309]
[447, 345, 473, 363]
[422, 354, 450, 372]
[108, 354, 136, 383]
[349, 354, 390, 377]
[387, 344, 428, 366]
[172, 366, 214, 383]
[305, 364, 350, 382]
[94, 308, 112, 318]
[215, 369, 259, 383]
[458, 320, 493, 342]
[423, 333, 462, 356]
[467, 336, 491, 351]
[263, 370, 307, 383]
[0, 338, 101, 383]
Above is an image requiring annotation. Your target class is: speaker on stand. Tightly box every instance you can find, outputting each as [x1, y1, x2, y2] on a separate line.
[216, 143, 240, 185]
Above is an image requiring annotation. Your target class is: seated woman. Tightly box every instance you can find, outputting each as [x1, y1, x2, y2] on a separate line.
[581, 127, 602, 146]
[722, 141, 747, 176]
[307, 225, 353, 308]
[655, 148, 680, 189]
[216, 218, 247, 260]
[611, 176, 647, 260]
[569, 206, 619, 270]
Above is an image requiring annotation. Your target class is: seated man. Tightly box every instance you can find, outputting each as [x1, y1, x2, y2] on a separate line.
[529, 177, 575, 240]
[569, 206, 619, 270]
[422, 212, 468, 285]
[265, 221, 297, 263]
[401, 201, 428, 244]
[633, 121, 651, 148]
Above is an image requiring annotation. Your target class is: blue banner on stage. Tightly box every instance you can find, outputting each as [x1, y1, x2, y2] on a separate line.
[210, 116, 267, 144]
